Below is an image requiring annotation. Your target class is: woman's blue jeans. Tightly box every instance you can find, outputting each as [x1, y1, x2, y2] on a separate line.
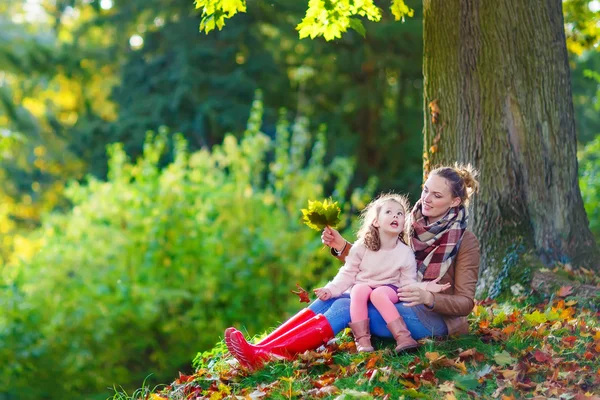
[308, 294, 447, 340]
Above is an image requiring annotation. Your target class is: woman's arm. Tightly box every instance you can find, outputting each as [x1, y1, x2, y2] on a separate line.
[322, 227, 353, 262]
[429, 235, 480, 316]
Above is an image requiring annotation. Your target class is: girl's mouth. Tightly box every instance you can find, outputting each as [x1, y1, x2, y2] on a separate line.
[391, 221, 399, 227]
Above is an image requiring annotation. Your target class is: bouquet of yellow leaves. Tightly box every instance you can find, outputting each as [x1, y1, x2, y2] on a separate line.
[301, 199, 341, 231]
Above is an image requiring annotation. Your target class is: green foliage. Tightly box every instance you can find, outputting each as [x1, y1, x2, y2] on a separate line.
[195, 0, 247, 33]
[301, 199, 341, 231]
[0, 97, 374, 399]
[195, 0, 414, 41]
[296, 0, 383, 41]
[579, 135, 600, 242]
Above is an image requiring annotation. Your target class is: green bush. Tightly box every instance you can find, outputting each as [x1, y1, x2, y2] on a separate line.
[579, 135, 600, 242]
[0, 96, 375, 399]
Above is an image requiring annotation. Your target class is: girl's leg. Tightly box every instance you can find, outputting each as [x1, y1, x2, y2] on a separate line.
[368, 303, 447, 340]
[350, 283, 373, 322]
[369, 286, 401, 323]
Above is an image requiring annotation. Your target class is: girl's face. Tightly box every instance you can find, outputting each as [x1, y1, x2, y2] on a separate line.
[420, 174, 461, 223]
[373, 200, 405, 236]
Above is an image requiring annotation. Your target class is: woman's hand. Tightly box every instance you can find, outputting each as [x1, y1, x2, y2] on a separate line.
[397, 283, 434, 307]
[313, 287, 332, 301]
[425, 277, 451, 293]
[321, 226, 346, 252]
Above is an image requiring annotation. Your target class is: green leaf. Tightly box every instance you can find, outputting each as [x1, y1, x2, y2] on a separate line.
[524, 310, 547, 325]
[301, 199, 341, 231]
[390, 0, 414, 21]
[492, 311, 506, 326]
[348, 18, 366, 38]
[493, 350, 516, 366]
[454, 374, 481, 391]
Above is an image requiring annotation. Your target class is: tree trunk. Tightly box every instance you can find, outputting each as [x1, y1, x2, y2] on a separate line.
[422, 0, 599, 295]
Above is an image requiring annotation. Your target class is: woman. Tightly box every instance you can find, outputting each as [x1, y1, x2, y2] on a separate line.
[225, 164, 480, 370]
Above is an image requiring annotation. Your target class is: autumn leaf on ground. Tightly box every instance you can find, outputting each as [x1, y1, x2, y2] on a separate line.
[494, 350, 516, 366]
[458, 348, 486, 362]
[532, 350, 552, 363]
[291, 283, 311, 303]
[557, 285, 574, 297]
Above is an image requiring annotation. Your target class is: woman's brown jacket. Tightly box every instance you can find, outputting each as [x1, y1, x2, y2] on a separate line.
[334, 230, 480, 336]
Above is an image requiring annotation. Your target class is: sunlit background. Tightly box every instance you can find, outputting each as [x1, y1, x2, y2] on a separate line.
[0, 0, 599, 398]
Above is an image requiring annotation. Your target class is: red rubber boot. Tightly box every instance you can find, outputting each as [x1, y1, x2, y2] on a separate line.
[226, 314, 334, 370]
[224, 308, 315, 353]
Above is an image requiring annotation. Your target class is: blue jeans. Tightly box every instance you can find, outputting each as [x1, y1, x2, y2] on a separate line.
[308, 294, 448, 340]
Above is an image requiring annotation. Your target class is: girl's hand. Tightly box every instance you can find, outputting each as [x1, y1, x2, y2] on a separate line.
[321, 226, 346, 252]
[425, 277, 451, 293]
[397, 283, 434, 307]
[313, 287, 332, 301]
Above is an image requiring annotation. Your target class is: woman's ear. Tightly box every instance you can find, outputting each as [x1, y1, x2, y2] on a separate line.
[451, 197, 461, 208]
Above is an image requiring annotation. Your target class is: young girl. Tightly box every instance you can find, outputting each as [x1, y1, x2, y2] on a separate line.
[313, 193, 450, 353]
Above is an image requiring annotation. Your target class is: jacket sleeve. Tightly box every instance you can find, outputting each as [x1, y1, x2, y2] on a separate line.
[330, 241, 353, 262]
[325, 243, 365, 297]
[430, 234, 480, 316]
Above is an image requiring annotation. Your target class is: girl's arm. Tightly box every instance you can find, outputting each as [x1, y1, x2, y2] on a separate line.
[324, 242, 366, 297]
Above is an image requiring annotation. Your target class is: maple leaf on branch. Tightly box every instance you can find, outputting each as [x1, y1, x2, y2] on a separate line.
[291, 283, 311, 303]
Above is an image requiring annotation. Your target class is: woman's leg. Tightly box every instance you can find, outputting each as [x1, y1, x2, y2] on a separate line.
[225, 297, 338, 349]
[369, 286, 401, 323]
[227, 314, 334, 370]
[225, 297, 352, 370]
[319, 295, 352, 334]
[368, 303, 447, 340]
[350, 284, 373, 322]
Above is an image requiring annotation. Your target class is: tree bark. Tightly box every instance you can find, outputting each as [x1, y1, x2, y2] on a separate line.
[422, 0, 599, 295]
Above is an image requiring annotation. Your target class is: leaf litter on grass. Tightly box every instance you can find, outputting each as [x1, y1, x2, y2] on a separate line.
[129, 295, 600, 400]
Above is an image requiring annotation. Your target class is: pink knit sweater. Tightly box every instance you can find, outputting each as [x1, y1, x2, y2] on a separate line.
[324, 240, 418, 297]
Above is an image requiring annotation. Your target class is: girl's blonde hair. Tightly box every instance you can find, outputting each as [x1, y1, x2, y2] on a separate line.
[356, 193, 410, 251]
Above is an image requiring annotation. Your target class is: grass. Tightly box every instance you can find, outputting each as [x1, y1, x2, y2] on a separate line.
[110, 294, 600, 400]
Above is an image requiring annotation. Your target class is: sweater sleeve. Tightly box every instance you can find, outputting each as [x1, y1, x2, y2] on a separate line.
[325, 242, 366, 297]
[398, 247, 418, 287]
[430, 234, 480, 316]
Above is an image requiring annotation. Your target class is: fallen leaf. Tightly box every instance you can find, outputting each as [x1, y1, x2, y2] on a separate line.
[438, 381, 455, 392]
[365, 354, 381, 370]
[176, 372, 195, 384]
[372, 387, 385, 396]
[498, 369, 518, 379]
[425, 352, 444, 362]
[459, 348, 486, 362]
[291, 283, 311, 303]
[557, 286, 574, 297]
[494, 351, 516, 366]
[533, 350, 552, 363]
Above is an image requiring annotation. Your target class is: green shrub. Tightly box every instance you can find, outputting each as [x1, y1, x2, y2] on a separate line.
[0, 96, 375, 399]
[579, 135, 600, 242]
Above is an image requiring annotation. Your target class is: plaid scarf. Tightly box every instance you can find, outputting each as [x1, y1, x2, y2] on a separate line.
[410, 200, 468, 281]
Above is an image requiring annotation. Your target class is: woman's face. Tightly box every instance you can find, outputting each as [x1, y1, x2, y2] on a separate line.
[420, 174, 461, 222]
